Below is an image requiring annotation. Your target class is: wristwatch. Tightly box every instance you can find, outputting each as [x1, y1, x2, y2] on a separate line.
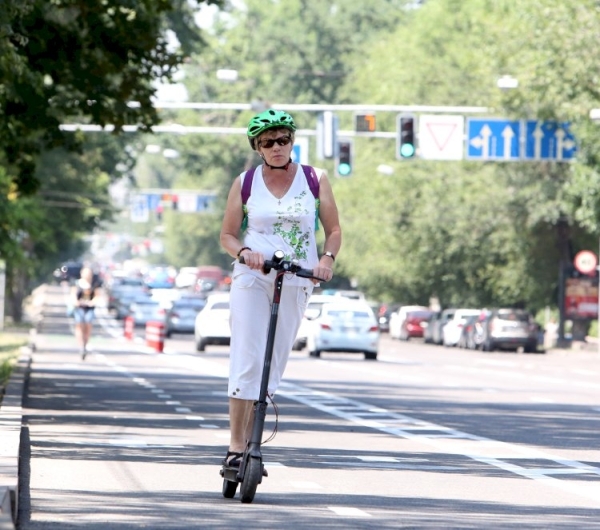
[322, 251, 335, 262]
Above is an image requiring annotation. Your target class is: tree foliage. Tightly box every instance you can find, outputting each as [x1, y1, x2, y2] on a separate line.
[160, 0, 600, 313]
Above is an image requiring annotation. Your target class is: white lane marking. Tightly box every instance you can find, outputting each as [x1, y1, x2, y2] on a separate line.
[277, 382, 600, 504]
[98, 345, 600, 504]
[185, 415, 205, 421]
[151, 389, 164, 394]
[175, 407, 191, 413]
[200, 424, 219, 429]
[157, 394, 171, 398]
[328, 507, 371, 517]
[166, 401, 181, 405]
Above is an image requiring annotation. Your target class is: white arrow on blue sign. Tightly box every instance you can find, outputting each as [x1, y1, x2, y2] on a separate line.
[466, 118, 521, 161]
[291, 137, 309, 165]
[524, 121, 576, 161]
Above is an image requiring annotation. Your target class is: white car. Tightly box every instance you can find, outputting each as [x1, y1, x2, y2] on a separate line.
[293, 294, 337, 350]
[442, 308, 481, 347]
[305, 300, 380, 360]
[194, 293, 231, 351]
[389, 305, 429, 340]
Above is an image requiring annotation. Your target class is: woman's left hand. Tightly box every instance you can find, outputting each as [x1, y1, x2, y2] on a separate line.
[313, 264, 333, 284]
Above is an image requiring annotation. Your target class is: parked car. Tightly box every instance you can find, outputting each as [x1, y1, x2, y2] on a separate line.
[107, 277, 147, 311]
[457, 314, 481, 349]
[395, 308, 436, 341]
[427, 308, 457, 345]
[53, 261, 82, 284]
[293, 294, 337, 350]
[442, 308, 482, 347]
[110, 285, 149, 317]
[193, 266, 227, 293]
[128, 297, 166, 327]
[377, 303, 402, 333]
[305, 300, 380, 360]
[165, 296, 207, 337]
[175, 267, 200, 290]
[479, 308, 539, 353]
[423, 311, 440, 343]
[194, 293, 231, 351]
[458, 311, 490, 349]
[389, 305, 430, 340]
[144, 266, 177, 289]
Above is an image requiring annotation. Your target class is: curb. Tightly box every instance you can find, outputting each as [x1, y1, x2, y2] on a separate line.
[0, 346, 32, 529]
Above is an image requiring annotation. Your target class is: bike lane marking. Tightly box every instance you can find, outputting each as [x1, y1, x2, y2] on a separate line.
[88, 350, 600, 510]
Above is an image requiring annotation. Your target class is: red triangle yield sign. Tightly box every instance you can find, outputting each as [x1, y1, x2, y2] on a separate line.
[426, 122, 457, 151]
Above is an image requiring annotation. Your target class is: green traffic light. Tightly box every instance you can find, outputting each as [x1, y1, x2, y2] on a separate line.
[337, 163, 351, 176]
[400, 144, 415, 158]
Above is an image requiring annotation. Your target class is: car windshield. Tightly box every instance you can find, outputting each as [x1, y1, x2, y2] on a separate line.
[327, 309, 371, 319]
[407, 311, 432, 319]
[496, 311, 530, 322]
[175, 299, 206, 309]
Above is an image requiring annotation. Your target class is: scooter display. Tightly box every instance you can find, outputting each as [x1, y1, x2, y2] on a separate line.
[220, 250, 325, 503]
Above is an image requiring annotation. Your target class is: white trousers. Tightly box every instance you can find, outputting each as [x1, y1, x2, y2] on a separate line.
[228, 271, 312, 400]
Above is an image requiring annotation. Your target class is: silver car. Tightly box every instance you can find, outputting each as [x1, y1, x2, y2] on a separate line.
[194, 293, 231, 352]
[165, 296, 207, 337]
[305, 300, 380, 360]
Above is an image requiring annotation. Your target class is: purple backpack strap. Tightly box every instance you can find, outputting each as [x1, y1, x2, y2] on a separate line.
[241, 167, 256, 205]
[301, 165, 319, 198]
[242, 165, 318, 203]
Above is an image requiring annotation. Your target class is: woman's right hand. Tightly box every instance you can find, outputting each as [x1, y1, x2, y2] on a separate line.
[239, 249, 265, 272]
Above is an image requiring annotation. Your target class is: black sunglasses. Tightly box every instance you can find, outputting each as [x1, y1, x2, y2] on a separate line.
[259, 135, 292, 149]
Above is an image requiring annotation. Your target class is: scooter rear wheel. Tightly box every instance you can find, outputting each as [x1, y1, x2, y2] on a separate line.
[239, 457, 262, 503]
[222, 478, 238, 498]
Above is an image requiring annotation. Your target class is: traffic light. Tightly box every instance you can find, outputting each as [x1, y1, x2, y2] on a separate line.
[355, 113, 376, 133]
[336, 140, 353, 177]
[397, 114, 416, 159]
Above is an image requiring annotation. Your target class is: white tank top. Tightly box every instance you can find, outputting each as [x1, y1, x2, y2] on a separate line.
[234, 164, 322, 287]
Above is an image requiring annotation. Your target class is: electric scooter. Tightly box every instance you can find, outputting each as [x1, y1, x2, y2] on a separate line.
[220, 250, 325, 503]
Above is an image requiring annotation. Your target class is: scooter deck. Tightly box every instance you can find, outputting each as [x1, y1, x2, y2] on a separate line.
[220, 464, 241, 482]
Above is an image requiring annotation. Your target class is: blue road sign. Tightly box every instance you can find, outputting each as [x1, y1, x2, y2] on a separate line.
[291, 144, 301, 163]
[524, 120, 576, 161]
[467, 118, 521, 161]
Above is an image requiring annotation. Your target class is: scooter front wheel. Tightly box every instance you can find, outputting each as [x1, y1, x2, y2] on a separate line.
[239, 456, 262, 503]
[222, 478, 238, 498]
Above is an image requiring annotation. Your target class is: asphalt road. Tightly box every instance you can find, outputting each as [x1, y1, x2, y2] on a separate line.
[15, 285, 600, 529]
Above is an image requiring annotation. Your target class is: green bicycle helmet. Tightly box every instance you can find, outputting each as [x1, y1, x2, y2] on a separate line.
[247, 109, 296, 150]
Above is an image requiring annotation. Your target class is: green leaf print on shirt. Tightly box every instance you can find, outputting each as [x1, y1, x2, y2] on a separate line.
[273, 191, 311, 260]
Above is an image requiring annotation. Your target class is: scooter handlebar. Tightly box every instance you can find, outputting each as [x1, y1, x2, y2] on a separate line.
[238, 254, 326, 282]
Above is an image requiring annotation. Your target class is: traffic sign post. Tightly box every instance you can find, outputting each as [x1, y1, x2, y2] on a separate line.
[316, 111, 337, 160]
[291, 136, 309, 165]
[574, 250, 598, 276]
[467, 118, 521, 161]
[418, 114, 464, 160]
[524, 120, 576, 161]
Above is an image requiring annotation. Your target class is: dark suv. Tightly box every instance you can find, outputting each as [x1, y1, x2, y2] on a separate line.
[480, 308, 539, 353]
[53, 261, 83, 284]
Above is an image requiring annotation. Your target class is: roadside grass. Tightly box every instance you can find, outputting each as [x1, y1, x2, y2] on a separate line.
[0, 331, 28, 390]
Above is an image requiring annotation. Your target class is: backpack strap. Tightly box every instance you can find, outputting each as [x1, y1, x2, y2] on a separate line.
[301, 165, 320, 199]
[301, 165, 321, 230]
[240, 165, 321, 232]
[240, 167, 255, 232]
[241, 167, 256, 205]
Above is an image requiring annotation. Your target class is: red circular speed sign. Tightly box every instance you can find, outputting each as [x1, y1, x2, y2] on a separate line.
[574, 250, 598, 275]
